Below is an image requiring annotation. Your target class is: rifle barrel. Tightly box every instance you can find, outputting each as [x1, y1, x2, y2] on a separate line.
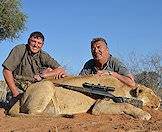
[83, 82, 115, 92]
[53, 83, 116, 100]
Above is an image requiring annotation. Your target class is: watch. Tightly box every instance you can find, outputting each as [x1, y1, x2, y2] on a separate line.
[39, 74, 45, 79]
[108, 71, 112, 75]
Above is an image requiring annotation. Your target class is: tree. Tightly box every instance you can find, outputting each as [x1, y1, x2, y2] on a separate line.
[0, 0, 27, 41]
[135, 71, 161, 91]
[126, 51, 162, 92]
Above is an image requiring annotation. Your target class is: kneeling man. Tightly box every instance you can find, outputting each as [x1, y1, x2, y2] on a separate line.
[79, 37, 135, 87]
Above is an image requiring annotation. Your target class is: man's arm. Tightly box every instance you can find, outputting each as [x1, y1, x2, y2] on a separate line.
[110, 72, 135, 87]
[34, 67, 67, 81]
[3, 68, 19, 97]
[42, 67, 67, 79]
[96, 70, 135, 87]
[79, 60, 94, 76]
[106, 57, 135, 87]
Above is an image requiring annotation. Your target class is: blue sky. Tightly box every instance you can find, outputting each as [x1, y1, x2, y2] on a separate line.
[0, 0, 162, 79]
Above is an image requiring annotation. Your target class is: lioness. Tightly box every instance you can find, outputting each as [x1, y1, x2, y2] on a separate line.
[9, 75, 160, 120]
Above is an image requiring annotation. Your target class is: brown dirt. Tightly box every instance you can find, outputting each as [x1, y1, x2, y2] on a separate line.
[0, 108, 162, 132]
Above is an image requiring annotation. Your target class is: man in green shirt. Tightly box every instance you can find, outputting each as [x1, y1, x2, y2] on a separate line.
[79, 37, 135, 87]
[2, 31, 67, 97]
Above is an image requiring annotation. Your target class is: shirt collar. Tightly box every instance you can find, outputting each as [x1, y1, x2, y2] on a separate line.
[93, 54, 112, 71]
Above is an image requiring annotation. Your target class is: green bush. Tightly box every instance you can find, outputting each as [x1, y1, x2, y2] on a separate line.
[0, 0, 27, 41]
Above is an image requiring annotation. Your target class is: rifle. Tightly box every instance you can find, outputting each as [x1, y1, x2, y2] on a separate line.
[54, 82, 143, 108]
[4, 93, 23, 114]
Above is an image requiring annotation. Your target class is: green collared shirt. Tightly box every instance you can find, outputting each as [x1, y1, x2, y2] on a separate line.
[2, 44, 60, 79]
[79, 55, 130, 76]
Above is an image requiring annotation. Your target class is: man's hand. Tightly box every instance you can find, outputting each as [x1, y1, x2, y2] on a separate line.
[12, 90, 20, 97]
[96, 70, 135, 87]
[96, 70, 112, 76]
[37, 67, 67, 80]
[49, 67, 67, 79]
[33, 74, 43, 82]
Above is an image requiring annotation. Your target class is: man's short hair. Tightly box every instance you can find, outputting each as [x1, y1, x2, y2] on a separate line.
[91, 37, 108, 46]
[28, 31, 45, 42]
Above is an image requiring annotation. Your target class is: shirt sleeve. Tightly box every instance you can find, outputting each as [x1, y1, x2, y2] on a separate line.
[79, 67, 91, 76]
[113, 58, 130, 76]
[41, 51, 61, 68]
[2, 45, 25, 71]
[79, 60, 93, 76]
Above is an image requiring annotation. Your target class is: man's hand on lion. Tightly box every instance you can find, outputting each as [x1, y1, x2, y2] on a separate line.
[34, 67, 68, 81]
[96, 70, 112, 76]
[34, 74, 43, 82]
[96, 70, 136, 88]
[45, 67, 67, 79]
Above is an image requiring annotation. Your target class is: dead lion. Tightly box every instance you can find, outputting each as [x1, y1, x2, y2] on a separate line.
[9, 75, 160, 120]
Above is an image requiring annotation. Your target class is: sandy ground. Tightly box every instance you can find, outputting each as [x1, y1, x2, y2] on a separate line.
[0, 107, 162, 132]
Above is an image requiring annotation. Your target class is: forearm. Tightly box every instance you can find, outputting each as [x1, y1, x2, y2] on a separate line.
[3, 68, 19, 97]
[111, 72, 135, 87]
[41, 67, 66, 78]
[34, 67, 67, 81]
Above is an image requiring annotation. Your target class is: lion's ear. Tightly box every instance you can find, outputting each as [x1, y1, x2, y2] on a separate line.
[130, 87, 141, 97]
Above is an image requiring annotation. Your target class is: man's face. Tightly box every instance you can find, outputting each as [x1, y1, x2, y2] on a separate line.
[91, 41, 109, 62]
[28, 36, 43, 54]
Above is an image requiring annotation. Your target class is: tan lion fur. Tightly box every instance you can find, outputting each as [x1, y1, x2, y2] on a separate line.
[9, 75, 160, 120]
